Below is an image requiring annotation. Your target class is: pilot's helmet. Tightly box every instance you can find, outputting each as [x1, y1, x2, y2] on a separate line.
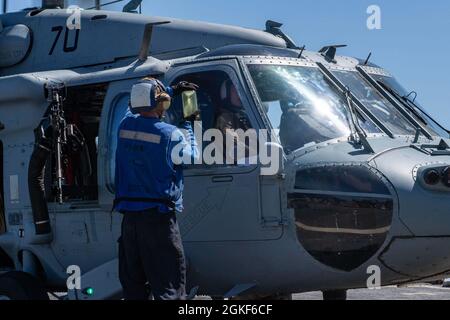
[130, 78, 171, 114]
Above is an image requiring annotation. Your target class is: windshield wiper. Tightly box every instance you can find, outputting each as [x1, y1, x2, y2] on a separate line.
[316, 62, 395, 139]
[356, 66, 433, 140]
[344, 87, 375, 153]
[402, 90, 450, 137]
[377, 81, 428, 126]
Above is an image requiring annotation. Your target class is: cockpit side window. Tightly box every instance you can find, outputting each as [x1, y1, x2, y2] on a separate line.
[167, 70, 255, 166]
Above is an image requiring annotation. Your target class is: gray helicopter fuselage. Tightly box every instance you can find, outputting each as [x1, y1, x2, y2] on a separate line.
[1, 9, 450, 299]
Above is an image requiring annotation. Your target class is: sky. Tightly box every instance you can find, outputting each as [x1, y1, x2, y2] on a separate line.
[5, 0, 450, 128]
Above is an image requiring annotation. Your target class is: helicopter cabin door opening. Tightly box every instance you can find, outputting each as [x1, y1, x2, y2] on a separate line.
[48, 83, 108, 204]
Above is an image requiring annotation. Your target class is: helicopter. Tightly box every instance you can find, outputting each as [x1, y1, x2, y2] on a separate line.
[1, 0, 450, 300]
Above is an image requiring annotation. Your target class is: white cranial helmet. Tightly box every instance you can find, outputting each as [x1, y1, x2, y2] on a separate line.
[130, 78, 171, 114]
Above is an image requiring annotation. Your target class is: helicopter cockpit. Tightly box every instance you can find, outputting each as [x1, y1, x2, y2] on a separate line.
[245, 51, 447, 155]
[248, 62, 446, 154]
[175, 44, 449, 155]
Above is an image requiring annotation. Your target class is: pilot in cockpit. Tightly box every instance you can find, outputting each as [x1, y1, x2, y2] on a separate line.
[215, 80, 253, 162]
[279, 99, 327, 153]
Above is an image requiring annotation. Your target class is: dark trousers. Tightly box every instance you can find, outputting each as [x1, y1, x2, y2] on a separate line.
[118, 209, 186, 300]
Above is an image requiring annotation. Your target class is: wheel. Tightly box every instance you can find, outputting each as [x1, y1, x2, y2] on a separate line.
[322, 290, 347, 301]
[0, 271, 49, 300]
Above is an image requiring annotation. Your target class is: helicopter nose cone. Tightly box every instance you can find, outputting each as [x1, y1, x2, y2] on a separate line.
[288, 145, 450, 281]
[370, 147, 450, 279]
[371, 147, 450, 236]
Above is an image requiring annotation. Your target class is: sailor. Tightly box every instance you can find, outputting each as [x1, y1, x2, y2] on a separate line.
[114, 77, 199, 300]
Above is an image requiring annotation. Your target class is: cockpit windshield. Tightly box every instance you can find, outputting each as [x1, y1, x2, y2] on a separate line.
[332, 71, 417, 136]
[248, 64, 381, 154]
[373, 75, 449, 138]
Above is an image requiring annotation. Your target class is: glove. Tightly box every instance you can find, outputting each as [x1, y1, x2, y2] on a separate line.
[171, 81, 199, 96]
[184, 111, 201, 122]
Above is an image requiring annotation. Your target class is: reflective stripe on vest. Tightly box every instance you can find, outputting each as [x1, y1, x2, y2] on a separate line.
[119, 129, 162, 144]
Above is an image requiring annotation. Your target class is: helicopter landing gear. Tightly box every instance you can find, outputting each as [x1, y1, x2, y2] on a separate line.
[322, 289, 348, 301]
[0, 271, 49, 300]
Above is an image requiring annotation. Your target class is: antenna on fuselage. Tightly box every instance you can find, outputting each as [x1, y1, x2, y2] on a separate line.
[319, 44, 347, 63]
[363, 52, 372, 66]
[298, 45, 306, 59]
[2, 0, 7, 14]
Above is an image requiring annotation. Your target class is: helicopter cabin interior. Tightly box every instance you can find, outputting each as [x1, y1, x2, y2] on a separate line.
[46, 83, 108, 204]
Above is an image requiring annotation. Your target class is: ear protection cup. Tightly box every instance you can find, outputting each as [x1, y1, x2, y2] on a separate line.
[157, 92, 172, 110]
[130, 78, 171, 114]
